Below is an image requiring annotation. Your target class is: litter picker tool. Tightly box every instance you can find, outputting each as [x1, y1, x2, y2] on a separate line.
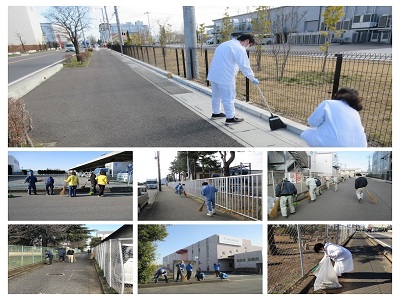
[255, 84, 286, 131]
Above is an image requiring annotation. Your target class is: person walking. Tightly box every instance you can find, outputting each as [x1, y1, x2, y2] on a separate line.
[355, 173, 368, 203]
[213, 262, 221, 277]
[153, 267, 169, 283]
[314, 242, 354, 276]
[201, 182, 219, 216]
[66, 249, 75, 263]
[333, 176, 338, 192]
[305, 176, 317, 203]
[325, 176, 331, 190]
[175, 260, 185, 282]
[65, 171, 79, 197]
[315, 177, 323, 195]
[45, 176, 55, 195]
[275, 178, 297, 218]
[96, 170, 109, 197]
[89, 172, 97, 195]
[24, 171, 38, 195]
[44, 250, 54, 265]
[300, 87, 368, 147]
[186, 263, 193, 280]
[207, 33, 259, 124]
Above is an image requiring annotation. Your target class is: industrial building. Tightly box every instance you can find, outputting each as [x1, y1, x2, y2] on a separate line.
[162, 234, 262, 275]
[210, 6, 392, 45]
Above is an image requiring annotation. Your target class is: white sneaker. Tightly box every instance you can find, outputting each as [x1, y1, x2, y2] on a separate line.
[207, 211, 213, 216]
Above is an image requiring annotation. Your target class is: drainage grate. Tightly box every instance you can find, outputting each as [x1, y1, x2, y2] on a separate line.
[46, 273, 65, 276]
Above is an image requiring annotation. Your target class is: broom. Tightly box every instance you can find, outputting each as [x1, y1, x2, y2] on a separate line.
[59, 174, 67, 195]
[269, 198, 280, 219]
[198, 201, 206, 212]
[256, 84, 286, 131]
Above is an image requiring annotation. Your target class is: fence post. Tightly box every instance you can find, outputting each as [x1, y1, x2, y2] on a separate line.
[297, 225, 305, 277]
[153, 48, 157, 67]
[205, 49, 209, 87]
[246, 50, 250, 102]
[189, 48, 194, 79]
[175, 48, 180, 76]
[140, 47, 144, 61]
[146, 47, 150, 63]
[181, 49, 187, 78]
[331, 54, 343, 99]
[162, 47, 167, 70]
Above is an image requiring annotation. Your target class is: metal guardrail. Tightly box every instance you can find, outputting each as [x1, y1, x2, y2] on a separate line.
[183, 174, 262, 220]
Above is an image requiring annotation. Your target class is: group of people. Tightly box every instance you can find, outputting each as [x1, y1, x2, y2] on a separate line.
[22, 170, 109, 197]
[208, 33, 367, 146]
[174, 183, 185, 196]
[44, 248, 75, 265]
[153, 261, 228, 284]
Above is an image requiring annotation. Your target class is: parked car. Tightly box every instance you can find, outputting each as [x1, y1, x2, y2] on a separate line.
[64, 43, 75, 52]
[138, 185, 149, 214]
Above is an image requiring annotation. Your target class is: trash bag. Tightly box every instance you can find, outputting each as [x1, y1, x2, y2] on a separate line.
[313, 256, 342, 291]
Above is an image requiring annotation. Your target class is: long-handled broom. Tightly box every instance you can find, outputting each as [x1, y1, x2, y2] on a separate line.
[256, 84, 286, 131]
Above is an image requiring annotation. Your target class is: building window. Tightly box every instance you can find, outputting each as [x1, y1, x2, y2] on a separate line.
[221, 251, 226, 255]
[353, 15, 361, 23]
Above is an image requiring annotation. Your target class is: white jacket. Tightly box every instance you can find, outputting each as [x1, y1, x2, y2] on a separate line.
[306, 177, 317, 187]
[207, 39, 255, 84]
[300, 100, 368, 147]
[324, 243, 352, 262]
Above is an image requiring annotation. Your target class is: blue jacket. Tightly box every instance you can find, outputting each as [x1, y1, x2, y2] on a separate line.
[219, 272, 228, 279]
[275, 180, 297, 197]
[201, 185, 218, 200]
[24, 175, 37, 186]
[45, 177, 54, 185]
[186, 264, 193, 272]
[213, 263, 221, 271]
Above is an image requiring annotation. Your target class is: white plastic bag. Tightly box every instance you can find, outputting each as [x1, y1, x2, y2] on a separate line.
[313, 256, 342, 291]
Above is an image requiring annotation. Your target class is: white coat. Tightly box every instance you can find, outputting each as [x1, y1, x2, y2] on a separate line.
[324, 242, 354, 276]
[207, 39, 255, 84]
[300, 100, 368, 147]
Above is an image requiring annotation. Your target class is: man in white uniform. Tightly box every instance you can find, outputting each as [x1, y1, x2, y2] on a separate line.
[207, 34, 259, 124]
[314, 242, 354, 276]
[306, 176, 317, 202]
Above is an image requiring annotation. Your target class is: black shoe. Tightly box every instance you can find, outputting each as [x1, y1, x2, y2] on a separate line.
[211, 113, 226, 118]
[225, 117, 244, 124]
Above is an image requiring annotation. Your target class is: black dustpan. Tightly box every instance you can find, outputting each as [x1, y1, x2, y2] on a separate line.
[256, 84, 286, 131]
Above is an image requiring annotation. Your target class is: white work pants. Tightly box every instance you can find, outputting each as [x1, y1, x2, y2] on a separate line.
[210, 81, 236, 118]
[280, 195, 295, 217]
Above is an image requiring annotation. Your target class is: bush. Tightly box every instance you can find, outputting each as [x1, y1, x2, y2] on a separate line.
[8, 98, 33, 147]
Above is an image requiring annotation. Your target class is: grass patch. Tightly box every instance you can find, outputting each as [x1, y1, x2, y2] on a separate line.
[63, 51, 93, 67]
[94, 261, 119, 294]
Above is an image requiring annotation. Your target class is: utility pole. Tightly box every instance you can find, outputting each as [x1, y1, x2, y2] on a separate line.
[144, 11, 151, 42]
[183, 6, 198, 79]
[104, 6, 112, 45]
[114, 6, 124, 53]
[186, 151, 190, 180]
[156, 151, 162, 191]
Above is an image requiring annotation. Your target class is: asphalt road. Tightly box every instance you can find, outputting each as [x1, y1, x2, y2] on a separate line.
[8, 192, 133, 221]
[8, 50, 69, 83]
[138, 274, 263, 294]
[271, 178, 392, 221]
[8, 253, 103, 294]
[21, 49, 243, 147]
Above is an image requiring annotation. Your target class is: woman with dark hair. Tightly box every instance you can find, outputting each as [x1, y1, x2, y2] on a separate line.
[314, 242, 353, 276]
[300, 87, 368, 147]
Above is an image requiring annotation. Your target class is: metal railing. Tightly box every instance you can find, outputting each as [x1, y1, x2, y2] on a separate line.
[267, 224, 356, 294]
[93, 238, 133, 294]
[116, 45, 392, 146]
[183, 173, 262, 220]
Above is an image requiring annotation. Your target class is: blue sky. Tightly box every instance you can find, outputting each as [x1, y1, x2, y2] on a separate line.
[8, 151, 111, 171]
[335, 151, 376, 170]
[154, 224, 263, 264]
[136, 150, 264, 182]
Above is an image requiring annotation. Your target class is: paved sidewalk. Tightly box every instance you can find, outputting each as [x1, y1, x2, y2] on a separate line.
[138, 185, 246, 221]
[292, 231, 392, 294]
[8, 253, 103, 294]
[113, 50, 309, 147]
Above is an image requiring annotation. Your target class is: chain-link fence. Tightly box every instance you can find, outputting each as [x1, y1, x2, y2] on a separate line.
[93, 238, 133, 294]
[117, 45, 391, 146]
[183, 173, 262, 220]
[267, 224, 356, 294]
[8, 245, 55, 272]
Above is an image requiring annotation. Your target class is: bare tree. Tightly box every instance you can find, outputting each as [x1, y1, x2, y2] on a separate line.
[251, 6, 272, 71]
[269, 6, 307, 80]
[220, 7, 234, 42]
[15, 32, 26, 53]
[43, 6, 92, 56]
[219, 151, 236, 176]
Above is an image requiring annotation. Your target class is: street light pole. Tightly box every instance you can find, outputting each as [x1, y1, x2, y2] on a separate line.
[144, 11, 151, 42]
